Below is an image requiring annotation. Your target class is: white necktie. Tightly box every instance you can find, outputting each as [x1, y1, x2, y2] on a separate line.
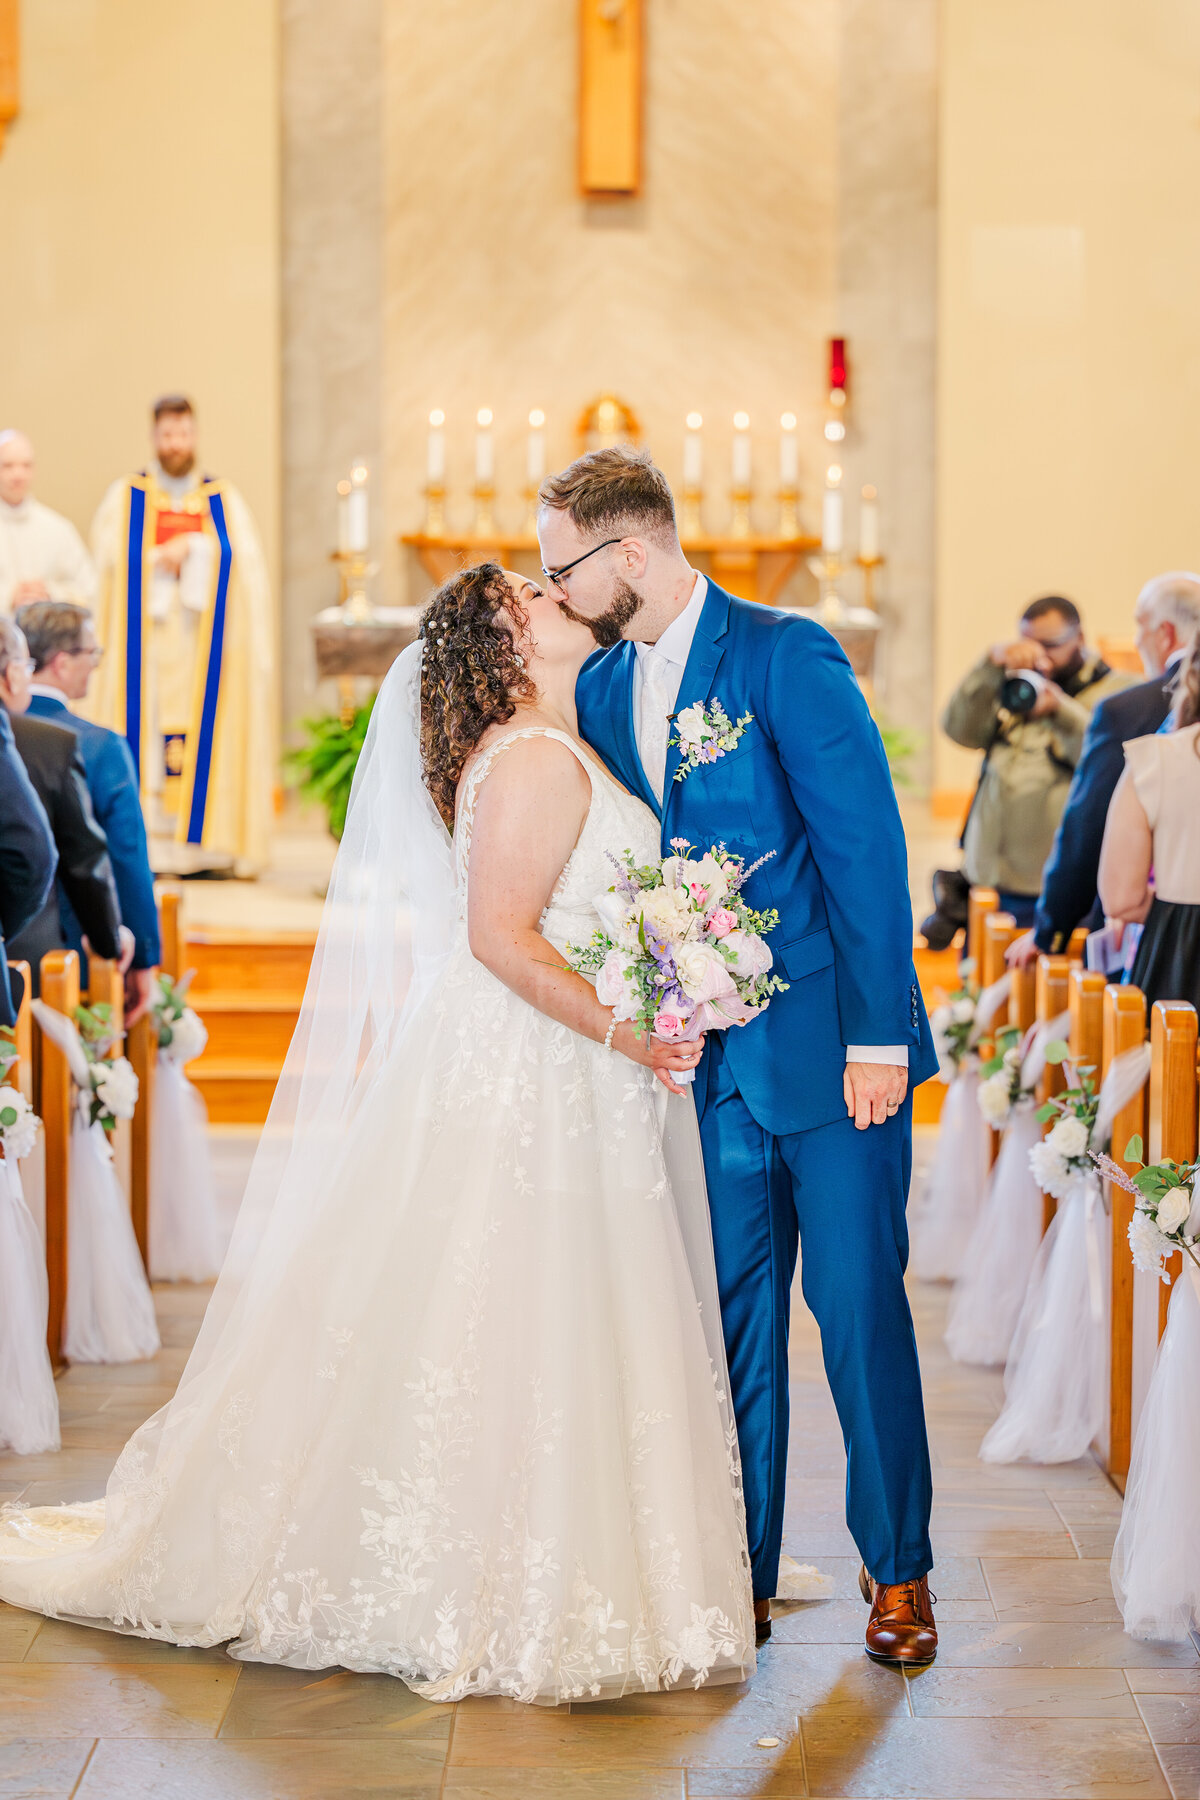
[640, 649, 673, 805]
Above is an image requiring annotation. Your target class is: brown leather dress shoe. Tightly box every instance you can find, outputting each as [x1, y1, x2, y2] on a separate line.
[754, 1598, 771, 1645]
[859, 1564, 937, 1667]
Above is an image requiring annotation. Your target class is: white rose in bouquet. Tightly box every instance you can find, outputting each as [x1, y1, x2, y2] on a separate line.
[1046, 1114, 1089, 1161]
[164, 1007, 208, 1065]
[676, 943, 738, 1005]
[0, 1088, 39, 1160]
[93, 1056, 139, 1121]
[1156, 1187, 1192, 1238]
[639, 885, 692, 939]
[1129, 1208, 1173, 1278]
[720, 928, 773, 980]
[977, 1071, 1013, 1125]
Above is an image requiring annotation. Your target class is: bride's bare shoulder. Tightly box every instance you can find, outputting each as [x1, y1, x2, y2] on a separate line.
[456, 726, 590, 838]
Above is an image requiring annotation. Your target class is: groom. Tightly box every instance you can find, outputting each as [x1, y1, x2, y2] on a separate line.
[538, 448, 940, 1666]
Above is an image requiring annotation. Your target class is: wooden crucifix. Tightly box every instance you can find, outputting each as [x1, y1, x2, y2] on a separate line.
[578, 0, 643, 196]
[0, 0, 17, 154]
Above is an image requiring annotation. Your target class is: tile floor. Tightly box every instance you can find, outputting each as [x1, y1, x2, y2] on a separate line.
[1, 1131, 1196, 1799]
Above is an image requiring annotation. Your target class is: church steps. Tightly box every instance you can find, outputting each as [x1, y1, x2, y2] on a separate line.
[176, 928, 316, 1124]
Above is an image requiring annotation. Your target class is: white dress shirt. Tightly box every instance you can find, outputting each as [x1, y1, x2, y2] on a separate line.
[633, 572, 908, 1069]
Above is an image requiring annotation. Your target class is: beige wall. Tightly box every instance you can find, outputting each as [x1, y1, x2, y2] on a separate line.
[0, 0, 280, 598]
[936, 0, 1200, 794]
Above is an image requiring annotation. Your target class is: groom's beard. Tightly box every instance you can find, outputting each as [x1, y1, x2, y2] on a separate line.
[561, 579, 645, 649]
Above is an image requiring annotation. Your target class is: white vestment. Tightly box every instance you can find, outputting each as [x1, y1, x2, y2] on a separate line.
[0, 498, 97, 612]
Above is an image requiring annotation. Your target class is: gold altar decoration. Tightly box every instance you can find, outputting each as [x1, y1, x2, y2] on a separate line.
[576, 392, 641, 454]
[579, 0, 642, 196]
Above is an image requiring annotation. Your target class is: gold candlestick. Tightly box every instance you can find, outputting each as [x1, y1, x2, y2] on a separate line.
[806, 549, 846, 626]
[777, 487, 800, 541]
[473, 482, 496, 537]
[730, 487, 752, 540]
[424, 482, 446, 537]
[855, 553, 884, 613]
[680, 486, 703, 539]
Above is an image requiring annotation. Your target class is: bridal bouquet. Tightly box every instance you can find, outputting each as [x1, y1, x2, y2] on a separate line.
[1094, 1138, 1200, 1283]
[74, 1003, 139, 1131]
[976, 1025, 1033, 1127]
[0, 1027, 38, 1161]
[1028, 1044, 1098, 1201]
[568, 838, 788, 1069]
[150, 972, 209, 1065]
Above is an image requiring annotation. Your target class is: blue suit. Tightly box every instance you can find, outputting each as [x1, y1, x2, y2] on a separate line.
[26, 694, 161, 974]
[576, 582, 937, 1594]
[0, 709, 57, 1027]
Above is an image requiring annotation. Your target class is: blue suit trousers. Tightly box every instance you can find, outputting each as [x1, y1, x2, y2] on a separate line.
[697, 1036, 934, 1597]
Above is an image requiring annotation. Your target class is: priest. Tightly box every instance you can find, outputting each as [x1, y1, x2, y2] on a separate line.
[88, 396, 275, 875]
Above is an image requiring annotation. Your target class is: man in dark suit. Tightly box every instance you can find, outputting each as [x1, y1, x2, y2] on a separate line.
[16, 602, 160, 1022]
[1008, 572, 1200, 966]
[0, 704, 56, 1027]
[0, 616, 127, 988]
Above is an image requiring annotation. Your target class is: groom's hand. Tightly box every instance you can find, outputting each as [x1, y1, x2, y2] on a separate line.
[844, 1062, 908, 1130]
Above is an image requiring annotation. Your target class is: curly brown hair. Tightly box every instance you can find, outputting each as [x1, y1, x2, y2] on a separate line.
[419, 562, 537, 829]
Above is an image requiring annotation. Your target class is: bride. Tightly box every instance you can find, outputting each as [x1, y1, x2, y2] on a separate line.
[0, 563, 755, 1704]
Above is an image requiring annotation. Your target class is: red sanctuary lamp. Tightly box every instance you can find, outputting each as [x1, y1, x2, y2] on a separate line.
[828, 337, 847, 399]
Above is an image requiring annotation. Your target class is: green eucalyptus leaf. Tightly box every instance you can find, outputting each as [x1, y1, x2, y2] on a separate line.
[1044, 1040, 1070, 1065]
[1124, 1134, 1144, 1165]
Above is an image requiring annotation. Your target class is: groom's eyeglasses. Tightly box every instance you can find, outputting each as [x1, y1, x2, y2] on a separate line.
[541, 538, 622, 594]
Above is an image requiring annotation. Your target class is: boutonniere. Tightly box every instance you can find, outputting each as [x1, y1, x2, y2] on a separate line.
[668, 698, 753, 783]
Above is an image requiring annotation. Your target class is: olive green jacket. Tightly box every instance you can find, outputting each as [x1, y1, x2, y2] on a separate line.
[942, 651, 1135, 895]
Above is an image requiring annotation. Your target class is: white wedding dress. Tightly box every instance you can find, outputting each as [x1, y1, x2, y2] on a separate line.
[0, 674, 755, 1705]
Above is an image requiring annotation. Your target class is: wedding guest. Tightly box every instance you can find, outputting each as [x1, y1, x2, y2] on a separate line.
[1098, 634, 1200, 1012]
[940, 595, 1133, 927]
[0, 704, 56, 1027]
[1008, 572, 1200, 966]
[0, 430, 96, 612]
[0, 616, 129, 991]
[17, 602, 160, 1024]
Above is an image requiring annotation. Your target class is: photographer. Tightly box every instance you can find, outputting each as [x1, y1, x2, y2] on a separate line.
[940, 596, 1133, 925]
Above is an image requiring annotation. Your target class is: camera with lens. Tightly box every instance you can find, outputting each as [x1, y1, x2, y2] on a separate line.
[999, 668, 1049, 715]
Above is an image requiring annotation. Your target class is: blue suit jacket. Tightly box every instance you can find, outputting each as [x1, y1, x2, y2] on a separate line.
[0, 709, 57, 1027]
[27, 694, 161, 971]
[1032, 672, 1172, 952]
[575, 582, 937, 1136]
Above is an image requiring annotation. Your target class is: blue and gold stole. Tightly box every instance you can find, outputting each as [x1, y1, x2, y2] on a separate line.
[117, 472, 233, 847]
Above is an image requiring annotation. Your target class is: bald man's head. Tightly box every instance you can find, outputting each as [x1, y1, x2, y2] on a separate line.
[0, 431, 34, 508]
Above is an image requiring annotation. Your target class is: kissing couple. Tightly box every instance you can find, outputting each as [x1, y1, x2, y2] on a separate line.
[0, 448, 939, 1703]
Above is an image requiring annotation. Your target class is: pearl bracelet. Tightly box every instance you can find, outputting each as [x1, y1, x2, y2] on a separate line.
[603, 1014, 618, 1052]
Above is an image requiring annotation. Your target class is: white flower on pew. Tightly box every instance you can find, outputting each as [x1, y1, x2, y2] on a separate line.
[1029, 1139, 1074, 1201]
[1046, 1114, 1089, 1161]
[0, 1088, 39, 1161]
[1128, 1209, 1175, 1279]
[93, 1056, 138, 1123]
[162, 1008, 208, 1066]
[1092, 1139, 1200, 1286]
[151, 972, 208, 1066]
[977, 1070, 1014, 1125]
[1156, 1188, 1192, 1237]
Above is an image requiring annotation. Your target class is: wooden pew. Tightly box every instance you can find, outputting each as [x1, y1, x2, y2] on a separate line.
[1103, 983, 1149, 1487]
[967, 887, 999, 974]
[37, 949, 79, 1370]
[981, 912, 1018, 993]
[160, 889, 183, 981]
[1148, 1000, 1199, 1339]
[1035, 954, 1073, 1229]
[1068, 966, 1106, 1073]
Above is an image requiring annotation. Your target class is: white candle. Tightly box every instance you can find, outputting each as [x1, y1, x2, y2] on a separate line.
[427, 410, 445, 484]
[475, 408, 494, 484]
[859, 484, 879, 561]
[779, 412, 798, 488]
[336, 479, 351, 554]
[347, 462, 369, 552]
[822, 465, 843, 554]
[683, 413, 703, 487]
[527, 409, 546, 486]
[732, 412, 751, 488]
